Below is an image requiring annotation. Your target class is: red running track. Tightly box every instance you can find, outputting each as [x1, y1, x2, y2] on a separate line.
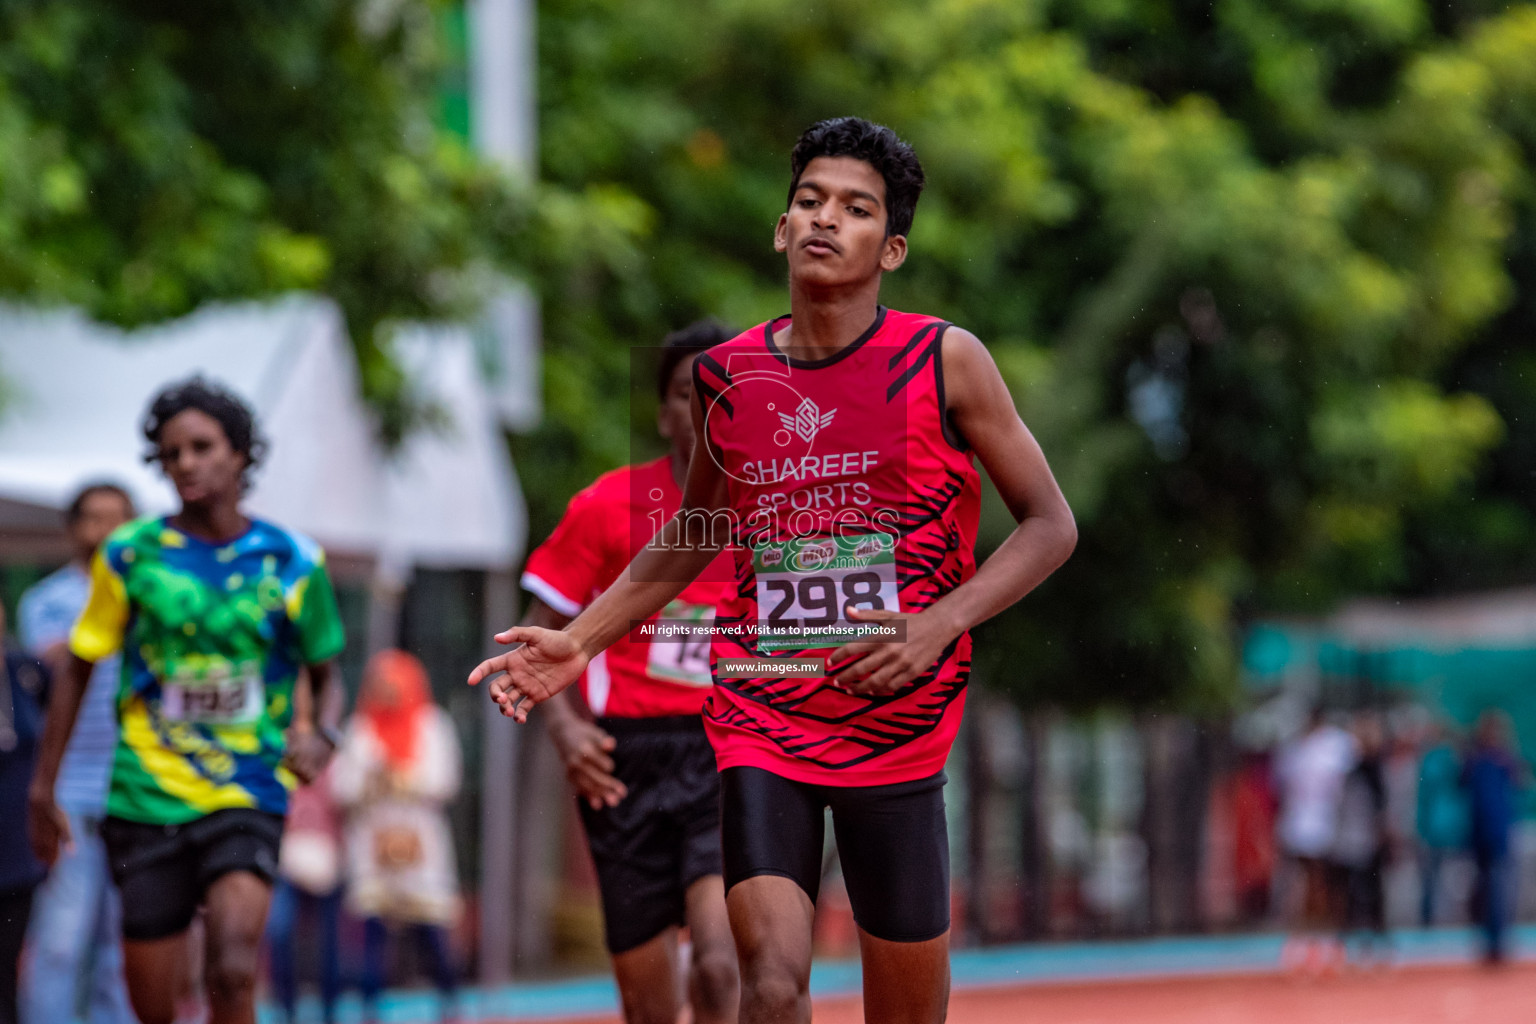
[552, 964, 1536, 1024]
[812, 965, 1536, 1024]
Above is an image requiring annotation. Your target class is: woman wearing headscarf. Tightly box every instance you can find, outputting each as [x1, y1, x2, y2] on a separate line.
[331, 650, 461, 1023]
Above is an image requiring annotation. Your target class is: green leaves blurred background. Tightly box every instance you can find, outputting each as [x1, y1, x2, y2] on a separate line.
[5, 0, 1536, 711]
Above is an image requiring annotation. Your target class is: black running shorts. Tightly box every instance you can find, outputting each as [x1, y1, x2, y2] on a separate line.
[720, 766, 950, 943]
[102, 808, 284, 941]
[578, 716, 723, 955]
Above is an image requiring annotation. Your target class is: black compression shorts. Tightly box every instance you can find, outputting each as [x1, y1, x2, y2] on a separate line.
[102, 808, 284, 941]
[720, 766, 950, 943]
[578, 715, 723, 954]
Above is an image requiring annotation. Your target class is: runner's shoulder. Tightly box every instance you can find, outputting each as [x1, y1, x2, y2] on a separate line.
[576, 461, 646, 509]
[883, 307, 950, 334]
[936, 323, 986, 360]
[245, 518, 329, 575]
[715, 322, 770, 351]
[97, 516, 168, 573]
[106, 515, 162, 547]
[690, 323, 773, 383]
[936, 324, 1004, 399]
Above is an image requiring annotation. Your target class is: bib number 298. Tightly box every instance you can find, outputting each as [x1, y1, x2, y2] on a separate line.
[753, 534, 900, 652]
[762, 571, 885, 628]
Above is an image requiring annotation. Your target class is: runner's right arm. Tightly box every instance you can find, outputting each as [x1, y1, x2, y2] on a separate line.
[469, 384, 730, 722]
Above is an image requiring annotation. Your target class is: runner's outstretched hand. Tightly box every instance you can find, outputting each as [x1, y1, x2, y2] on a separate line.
[467, 626, 589, 723]
[826, 604, 956, 696]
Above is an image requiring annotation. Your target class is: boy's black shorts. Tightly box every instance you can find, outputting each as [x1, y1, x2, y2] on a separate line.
[720, 765, 950, 943]
[102, 808, 284, 941]
[578, 715, 723, 955]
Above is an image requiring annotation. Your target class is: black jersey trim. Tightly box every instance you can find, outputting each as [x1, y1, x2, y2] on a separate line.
[888, 322, 936, 370]
[693, 353, 733, 418]
[762, 307, 887, 369]
[931, 323, 971, 453]
[885, 323, 941, 402]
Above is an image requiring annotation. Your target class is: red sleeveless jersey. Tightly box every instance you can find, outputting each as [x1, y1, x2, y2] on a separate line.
[522, 457, 731, 718]
[694, 308, 981, 785]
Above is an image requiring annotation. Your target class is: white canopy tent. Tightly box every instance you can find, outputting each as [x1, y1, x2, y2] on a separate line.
[0, 295, 535, 982]
[0, 295, 525, 574]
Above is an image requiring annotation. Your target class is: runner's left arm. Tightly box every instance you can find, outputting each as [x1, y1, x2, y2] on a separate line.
[469, 373, 731, 721]
[285, 659, 340, 784]
[287, 552, 348, 782]
[831, 327, 1076, 694]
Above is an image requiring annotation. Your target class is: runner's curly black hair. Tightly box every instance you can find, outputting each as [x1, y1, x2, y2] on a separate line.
[141, 376, 268, 491]
[786, 117, 925, 238]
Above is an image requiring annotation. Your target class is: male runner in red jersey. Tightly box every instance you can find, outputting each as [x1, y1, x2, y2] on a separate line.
[471, 118, 1077, 1024]
[516, 322, 740, 1024]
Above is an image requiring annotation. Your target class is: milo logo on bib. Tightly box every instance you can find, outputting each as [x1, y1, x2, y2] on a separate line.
[752, 532, 901, 653]
[793, 540, 838, 572]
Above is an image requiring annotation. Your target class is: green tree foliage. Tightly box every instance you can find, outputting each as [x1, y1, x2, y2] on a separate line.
[1410, 8, 1536, 591]
[5, 0, 1532, 711]
[0, 0, 543, 441]
[528, 0, 1536, 709]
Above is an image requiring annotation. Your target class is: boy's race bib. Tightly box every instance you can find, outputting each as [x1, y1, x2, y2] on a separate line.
[161, 661, 265, 725]
[752, 533, 900, 652]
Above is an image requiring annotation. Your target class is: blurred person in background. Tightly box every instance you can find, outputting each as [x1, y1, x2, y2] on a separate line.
[1333, 713, 1390, 965]
[1, 607, 50, 1024]
[266, 680, 348, 1024]
[1274, 706, 1357, 974]
[265, 764, 344, 1024]
[1231, 748, 1278, 923]
[1379, 711, 1423, 927]
[26, 377, 347, 1024]
[514, 321, 738, 1024]
[1415, 718, 1468, 926]
[1461, 710, 1528, 965]
[17, 482, 136, 1024]
[331, 650, 461, 1024]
